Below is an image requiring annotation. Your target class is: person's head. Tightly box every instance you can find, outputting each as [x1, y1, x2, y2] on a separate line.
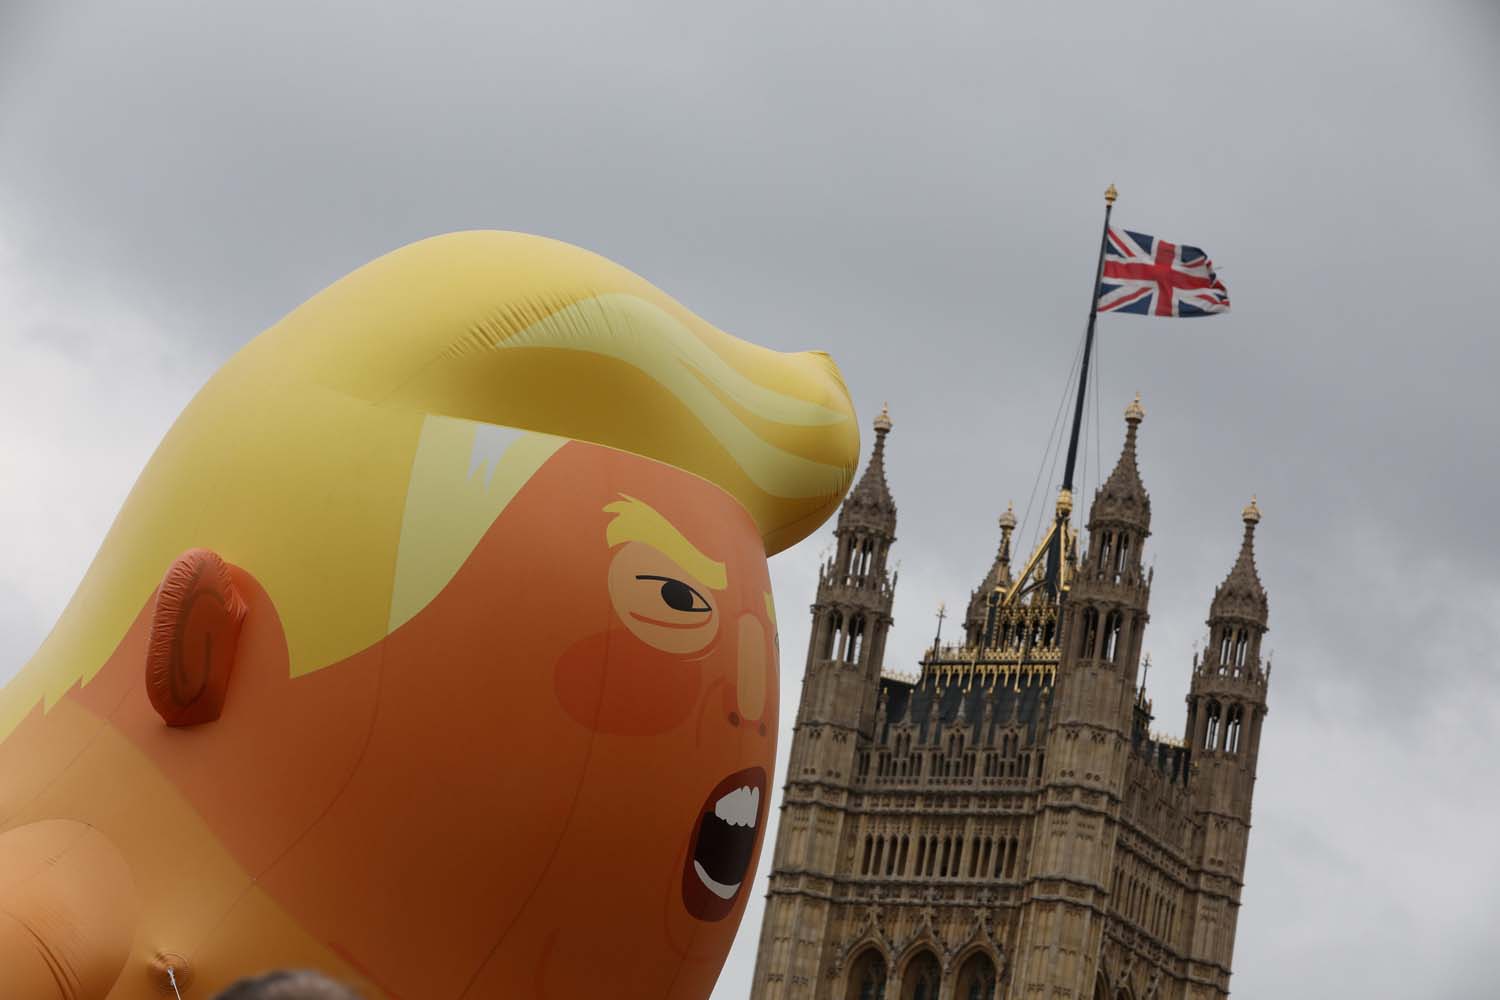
[212, 969, 362, 1000]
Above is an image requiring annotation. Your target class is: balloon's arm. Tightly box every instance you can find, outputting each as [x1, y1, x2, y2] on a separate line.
[0, 820, 137, 1000]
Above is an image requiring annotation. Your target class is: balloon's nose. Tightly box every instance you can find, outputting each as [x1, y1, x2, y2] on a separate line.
[736, 614, 767, 721]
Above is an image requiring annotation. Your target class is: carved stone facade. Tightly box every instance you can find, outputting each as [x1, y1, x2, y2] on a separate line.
[751, 401, 1271, 1000]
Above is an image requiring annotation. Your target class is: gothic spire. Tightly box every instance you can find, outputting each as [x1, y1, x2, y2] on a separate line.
[977, 503, 1016, 592]
[1210, 498, 1268, 624]
[964, 502, 1017, 645]
[840, 403, 896, 529]
[1088, 394, 1151, 532]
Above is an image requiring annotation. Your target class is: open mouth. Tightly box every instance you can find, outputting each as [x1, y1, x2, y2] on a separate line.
[681, 766, 766, 921]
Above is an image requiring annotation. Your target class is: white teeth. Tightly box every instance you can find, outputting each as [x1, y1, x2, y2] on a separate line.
[694, 860, 741, 900]
[714, 785, 760, 828]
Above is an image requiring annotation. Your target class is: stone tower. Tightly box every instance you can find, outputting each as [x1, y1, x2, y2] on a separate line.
[753, 405, 898, 995]
[1179, 500, 1270, 999]
[750, 396, 1274, 1000]
[1007, 396, 1154, 999]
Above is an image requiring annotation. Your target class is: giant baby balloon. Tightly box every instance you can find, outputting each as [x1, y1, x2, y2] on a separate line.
[0, 233, 858, 999]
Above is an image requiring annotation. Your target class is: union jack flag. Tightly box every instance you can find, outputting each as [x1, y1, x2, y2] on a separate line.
[1097, 227, 1230, 317]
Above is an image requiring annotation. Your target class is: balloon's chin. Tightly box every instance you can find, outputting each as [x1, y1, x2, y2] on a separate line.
[681, 765, 766, 922]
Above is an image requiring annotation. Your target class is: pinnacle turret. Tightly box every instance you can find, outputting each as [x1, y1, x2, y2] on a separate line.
[841, 403, 896, 528]
[1210, 498, 1268, 626]
[964, 503, 1017, 646]
[1088, 394, 1151, 533]
[978, 504, 1016, 591]
[807, 402, 898, 709]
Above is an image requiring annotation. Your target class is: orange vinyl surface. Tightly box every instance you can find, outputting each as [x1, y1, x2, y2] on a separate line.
[1, 442, 775, 998]
[0, 233, 856, 999]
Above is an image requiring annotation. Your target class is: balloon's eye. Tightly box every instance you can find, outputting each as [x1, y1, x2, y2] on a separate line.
[608, 542, 721, 654]
[638, 575, 711, 613]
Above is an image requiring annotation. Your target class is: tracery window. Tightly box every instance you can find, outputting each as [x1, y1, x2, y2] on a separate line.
[846, 947, 887, 1000]
[901, 950, 942, 1000]
[955, 952, 998, 1000]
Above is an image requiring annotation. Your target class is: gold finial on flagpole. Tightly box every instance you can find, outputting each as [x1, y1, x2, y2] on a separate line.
[1104, 184, 1118, 204]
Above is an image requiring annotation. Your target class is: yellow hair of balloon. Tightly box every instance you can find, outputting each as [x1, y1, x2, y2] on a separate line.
[3, 231, 858, 740]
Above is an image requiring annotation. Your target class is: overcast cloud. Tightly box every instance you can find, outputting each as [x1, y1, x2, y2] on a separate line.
[3, 2, 1499, 997]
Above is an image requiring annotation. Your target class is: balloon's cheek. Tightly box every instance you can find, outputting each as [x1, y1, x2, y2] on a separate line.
[553, 631, 701, 735]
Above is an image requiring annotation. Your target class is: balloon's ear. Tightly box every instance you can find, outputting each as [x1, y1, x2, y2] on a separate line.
[145, 548, 248, 727]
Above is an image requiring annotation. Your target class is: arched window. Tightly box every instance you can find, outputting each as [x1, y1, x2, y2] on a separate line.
[1094, 973, 1111, 1000]
[1080, 608, 1099, 659]
[1103, 612, 1123, 663]
[955, 952, 998, 1000]
[1204, 700, 1222, 750]
[1115, 534, 1131, 577]
[1225, 704, 1244, 753]
[1218, 628, 1232, 665]
[861, 834, 872, 875]
[1098, 531, 1114, 573]
[846, 947, 888, 1000]
[824, 612, 844, 660]
[901, 950, 942, 1000]
[847, 616, 867, 664]
[1233, 628, 1249, 666]
[856, 538, 877, 584]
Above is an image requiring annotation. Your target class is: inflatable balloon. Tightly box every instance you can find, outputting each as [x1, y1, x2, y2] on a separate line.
[0, 232, 858, 999]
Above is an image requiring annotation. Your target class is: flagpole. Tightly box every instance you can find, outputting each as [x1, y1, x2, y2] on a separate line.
[1063, 183, 1116, 495]
[1045, 184, 1116, 597]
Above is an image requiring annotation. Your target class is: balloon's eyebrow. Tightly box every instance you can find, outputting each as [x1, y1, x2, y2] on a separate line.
[602, 495, 727, 591]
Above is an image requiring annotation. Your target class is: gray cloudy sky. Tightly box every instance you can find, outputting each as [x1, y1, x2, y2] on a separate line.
[3, 2, 1498, 997]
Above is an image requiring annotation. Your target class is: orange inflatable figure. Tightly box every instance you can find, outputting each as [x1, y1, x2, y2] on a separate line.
[0, 233, 859, 998]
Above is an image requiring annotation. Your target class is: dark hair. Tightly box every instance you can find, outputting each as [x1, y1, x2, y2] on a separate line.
[212, 969, 364, 1000]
